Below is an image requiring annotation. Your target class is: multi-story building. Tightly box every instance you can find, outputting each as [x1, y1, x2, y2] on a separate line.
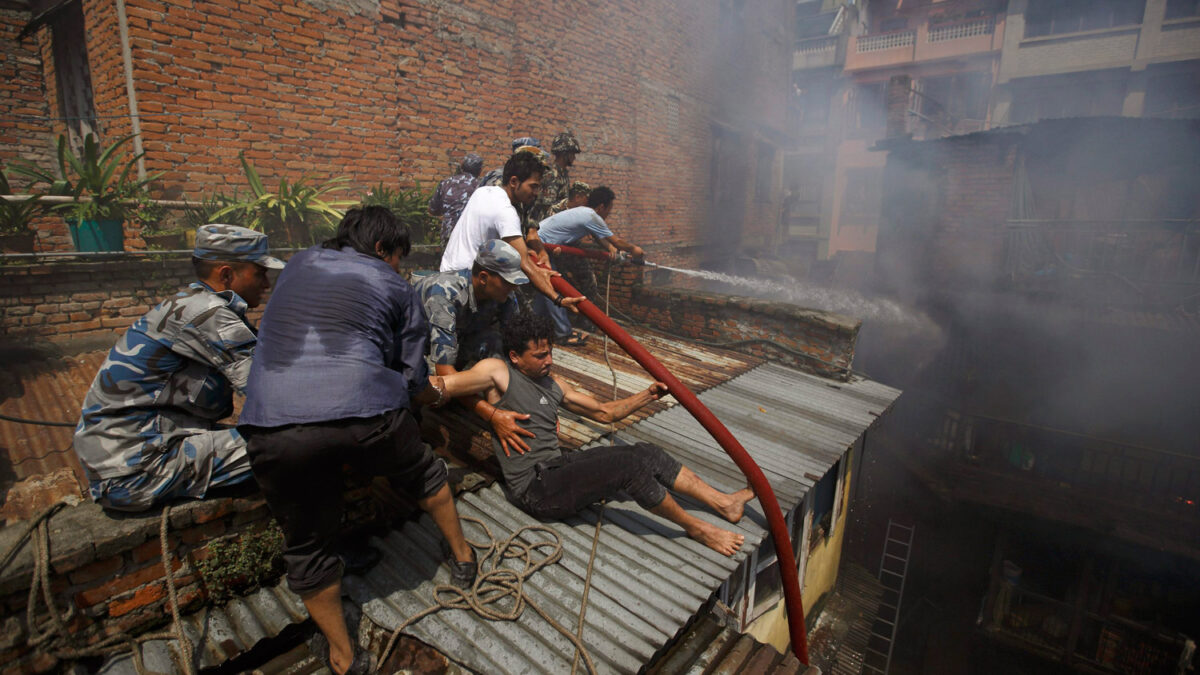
[786, 0, 1200, 265]
[992, 0, 1200, 124]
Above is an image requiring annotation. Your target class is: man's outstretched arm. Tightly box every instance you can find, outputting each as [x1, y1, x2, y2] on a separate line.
[553, 375, 669, 424]
[436, 363, 534, 456]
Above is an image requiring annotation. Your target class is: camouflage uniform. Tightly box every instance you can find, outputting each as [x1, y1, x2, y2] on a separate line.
[74, 225, 283, 511]
[75, 282, 258, 511]
[530, 133, 581, 224]
[416, 269, 520, 371]
[429, 154, 483, 246]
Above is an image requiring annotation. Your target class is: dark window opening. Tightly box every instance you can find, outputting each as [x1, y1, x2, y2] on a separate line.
[1025, 0, 1146, 38]
[755, 142, 775, 201]
[855, 83, 887, 131]
[808, 461, 839, 552]
[50, 2, 98, 153]
[1165, 0, 1200, 19]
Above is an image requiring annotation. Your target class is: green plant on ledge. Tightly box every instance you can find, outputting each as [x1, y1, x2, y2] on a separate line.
[14, 133, 160, 224]
[195, 522, 285, 604]
[0, 170, 43, 237]
[214, 153, 352, 246]
[361, 181, 439, 246]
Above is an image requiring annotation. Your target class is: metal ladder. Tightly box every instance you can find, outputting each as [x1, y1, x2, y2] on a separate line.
[861, 520, 915, 675]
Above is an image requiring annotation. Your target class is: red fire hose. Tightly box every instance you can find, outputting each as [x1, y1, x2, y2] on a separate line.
[543, 242, 612, 261]
[542, 258, 810, 664]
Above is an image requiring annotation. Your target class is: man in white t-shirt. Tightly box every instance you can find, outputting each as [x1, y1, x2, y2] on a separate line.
[441, 152, 581, 311]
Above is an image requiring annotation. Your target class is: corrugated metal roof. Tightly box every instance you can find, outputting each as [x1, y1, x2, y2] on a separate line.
[348, 363, 900, 674]
[97, 581, 312, 674]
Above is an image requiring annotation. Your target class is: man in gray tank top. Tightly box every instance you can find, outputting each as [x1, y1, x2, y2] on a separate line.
[442, 313, 755, 556]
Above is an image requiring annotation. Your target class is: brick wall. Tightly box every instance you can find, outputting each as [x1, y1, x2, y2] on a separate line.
[591, 262, 861, 380]
[0, 487, 388, 673]
[880, 134, 1017, 290]
[0, 258, 209, 343]
[2, 0, 793, 257]
[0, 9, 55, 175]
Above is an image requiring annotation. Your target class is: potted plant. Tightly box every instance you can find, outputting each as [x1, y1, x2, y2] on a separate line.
[214, 153, 351, 246]
[361, 181, 439, 245]
[0, 170, 42, 254]
[12, 133, 160, 252]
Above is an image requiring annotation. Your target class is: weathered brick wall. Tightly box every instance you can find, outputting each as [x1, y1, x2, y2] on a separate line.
[880, 135, 1017, 290]
[1, 258, 206, 344]
[0, 9, 55, 175]
[589, 262, 861, 380]
[0, 486, 388, 674]
[4, 0, 793, 256]
[0, 249, 441, 345]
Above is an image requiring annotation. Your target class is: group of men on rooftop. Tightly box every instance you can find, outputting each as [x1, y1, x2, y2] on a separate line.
[71, 135, 751, 675]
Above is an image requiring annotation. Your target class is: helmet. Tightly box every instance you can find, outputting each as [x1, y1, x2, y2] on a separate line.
[551, 132, 581, 154]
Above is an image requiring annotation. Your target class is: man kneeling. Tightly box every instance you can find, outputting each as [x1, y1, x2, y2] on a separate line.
[450, 313, 754, 556]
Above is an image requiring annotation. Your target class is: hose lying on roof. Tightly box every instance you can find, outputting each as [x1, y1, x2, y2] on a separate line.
[543, 265, 811, 665]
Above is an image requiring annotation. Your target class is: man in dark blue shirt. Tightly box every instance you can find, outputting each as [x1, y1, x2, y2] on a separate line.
[240, 207, 475, 675]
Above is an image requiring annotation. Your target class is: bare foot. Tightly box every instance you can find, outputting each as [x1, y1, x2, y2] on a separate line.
[716, 487, 756, 524]
[689, 521, 746, 556]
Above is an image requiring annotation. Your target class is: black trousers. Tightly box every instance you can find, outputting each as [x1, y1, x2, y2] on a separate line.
[518, 443, 683, 519]
[242, 408, 446, 594]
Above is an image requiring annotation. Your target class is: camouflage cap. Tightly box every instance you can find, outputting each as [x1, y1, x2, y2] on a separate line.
[193, 224, 285, 269]
[475, 239, 528, 285]
[460, 153, 484, 176]
[567, 181, 592, 196]
[510, 136, 540, 152]
[513, 145, 551, 169]
[551, 132, 581, 154]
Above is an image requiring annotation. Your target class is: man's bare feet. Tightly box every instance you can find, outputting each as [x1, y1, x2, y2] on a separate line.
[716, 487, 756, 524]
[689, 521, 746, 556]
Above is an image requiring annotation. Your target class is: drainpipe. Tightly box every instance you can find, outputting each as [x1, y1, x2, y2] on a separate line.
[545, 269, 811, 665]
[114, 0, 146, 180]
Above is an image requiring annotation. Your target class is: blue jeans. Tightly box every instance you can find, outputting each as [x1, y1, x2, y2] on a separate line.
[533, 289, 572, 339]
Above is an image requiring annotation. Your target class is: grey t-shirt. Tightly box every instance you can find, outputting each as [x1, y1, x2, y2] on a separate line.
[492, 361, 565, 497]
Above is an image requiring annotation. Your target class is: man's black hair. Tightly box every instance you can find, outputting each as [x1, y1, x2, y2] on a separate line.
[502, 312, 555, 356]
[502, 152, 545, 186]
[586, 186, 615, 209]
[322, 206, 410, 258]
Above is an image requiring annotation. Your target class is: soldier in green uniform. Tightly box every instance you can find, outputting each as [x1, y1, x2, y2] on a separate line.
[530, 132, 581, 224]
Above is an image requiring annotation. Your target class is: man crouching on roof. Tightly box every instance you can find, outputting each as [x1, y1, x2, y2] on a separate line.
[438, 312, 756, 556]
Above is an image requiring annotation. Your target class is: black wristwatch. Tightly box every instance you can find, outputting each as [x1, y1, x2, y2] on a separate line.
[553, 292, 566, 307]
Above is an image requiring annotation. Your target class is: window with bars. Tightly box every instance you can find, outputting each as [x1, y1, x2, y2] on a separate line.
[50, 2, 98, 153]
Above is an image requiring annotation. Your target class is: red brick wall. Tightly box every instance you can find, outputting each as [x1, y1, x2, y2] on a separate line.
[880, 136, 1018, 289]
[594, 263, 861, 380]
[4, 0, 793, 257]
[0, 9, 55, 174]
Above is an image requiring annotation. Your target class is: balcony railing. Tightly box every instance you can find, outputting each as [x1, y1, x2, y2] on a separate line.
[1004, 219, 1200, 286]
[856, 29, 915, 53]
[986, 584, 1194, 673]
[796, 34, 837, 54]
[928, 16, 994, 43]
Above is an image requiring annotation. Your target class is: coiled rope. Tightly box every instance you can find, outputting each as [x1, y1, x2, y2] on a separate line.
[0, 503, 194, 675]
[378, 515, 597, 674]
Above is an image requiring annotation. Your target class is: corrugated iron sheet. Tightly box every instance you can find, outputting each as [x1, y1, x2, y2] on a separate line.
[349, 362, 900, 674]
[97, 581, 312, 674]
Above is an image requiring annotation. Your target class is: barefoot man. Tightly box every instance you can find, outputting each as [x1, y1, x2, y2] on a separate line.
[448, 313, 753, 555]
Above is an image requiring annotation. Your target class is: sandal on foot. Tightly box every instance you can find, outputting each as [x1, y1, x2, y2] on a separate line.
[555, 330, 589, 347]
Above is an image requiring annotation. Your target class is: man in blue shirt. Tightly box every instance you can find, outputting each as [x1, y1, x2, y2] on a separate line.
[240, 207, 475, 675]
[533, 186, 645, 344]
